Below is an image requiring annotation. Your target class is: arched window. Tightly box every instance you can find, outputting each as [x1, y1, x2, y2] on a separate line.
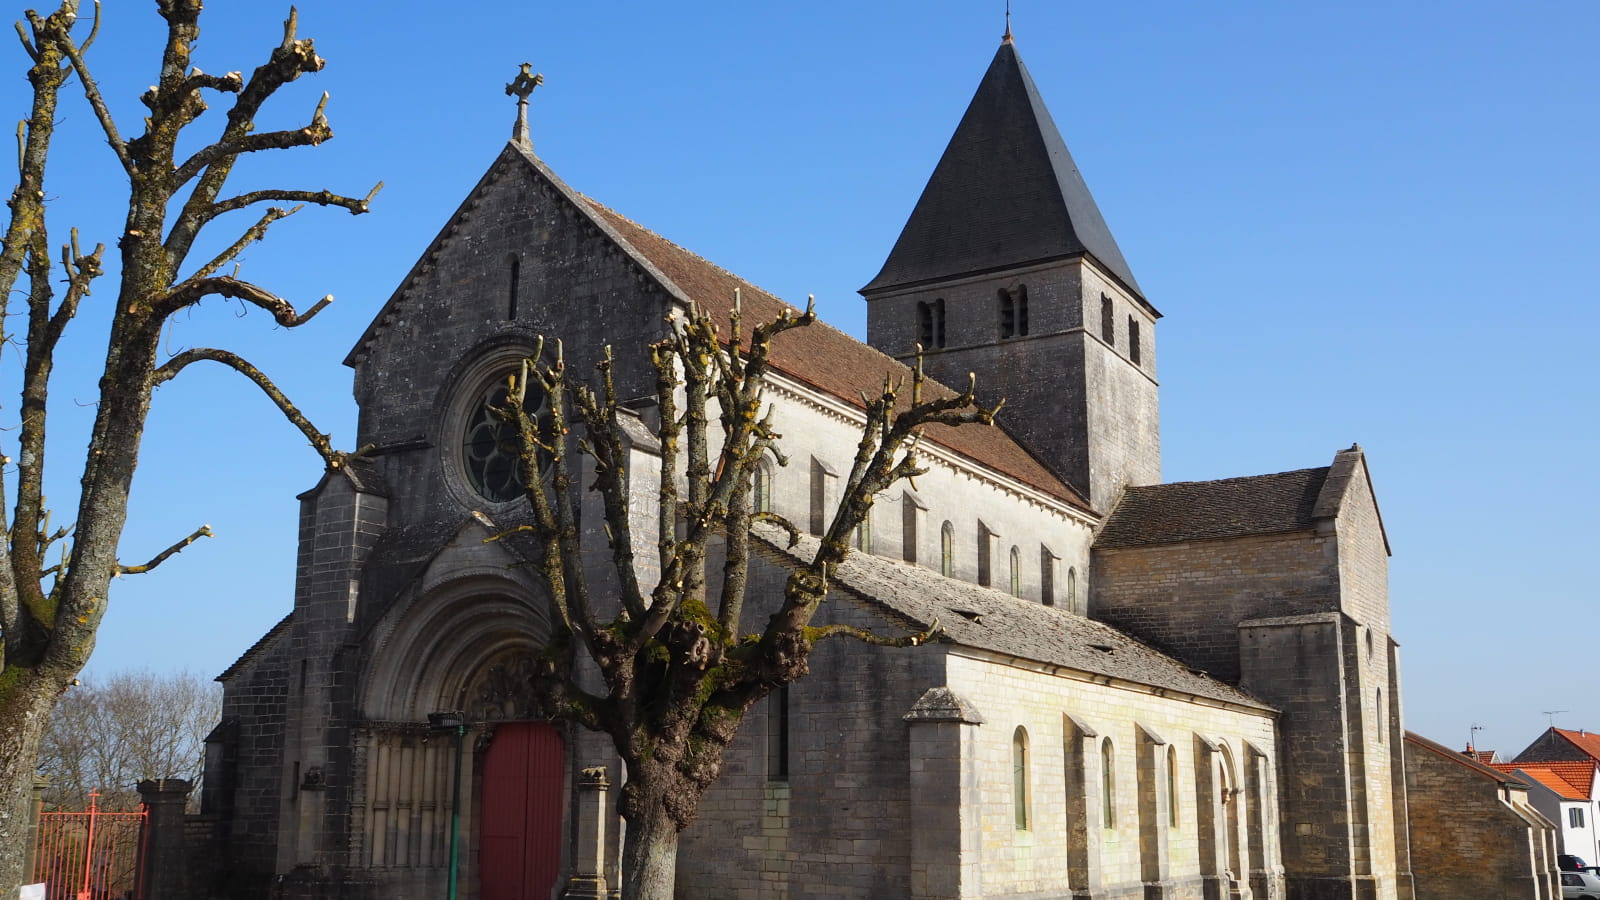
[507, 256, 521, 320]
[901, 493, 919, 564]
[917, 299, 947, 349]
[940, 521, 954, 578]
[1167, 745, 1180, 827]
[1009, 546, 1021, 597]
[1376, 688, 1385, 743]
[1068, 567, 1078, 613]
[977, 523, 994, 587]
[1013, 727, 1030, 830]
[1040, 547, 1056, 606]
[753, 461, 773, 514]
[999, 286, 1029, 339]
[1101, 737, 1116, 828]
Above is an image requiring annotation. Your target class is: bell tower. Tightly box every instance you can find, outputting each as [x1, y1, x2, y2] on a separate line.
[861, 37, 1159, 512]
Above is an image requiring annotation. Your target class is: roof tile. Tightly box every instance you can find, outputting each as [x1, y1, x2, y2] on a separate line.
[1095, 467, 1330, 549]
[586, 201, 1091, 511]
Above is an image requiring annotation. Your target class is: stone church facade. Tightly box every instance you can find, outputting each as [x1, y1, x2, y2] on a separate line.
[200, 34, 1414, 900]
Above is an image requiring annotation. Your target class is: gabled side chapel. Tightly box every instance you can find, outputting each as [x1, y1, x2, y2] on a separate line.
[202, 32, 1414, 900]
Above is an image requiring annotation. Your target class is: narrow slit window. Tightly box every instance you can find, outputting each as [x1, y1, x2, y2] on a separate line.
[1101, 294, 1115, 345]
[976, 523, 993, 587]
[508, 257, 521, 320]
[1376, 688, 1384, 743]
[1102, 738, 1116, 828]
[941, 521, 954, 578]
[855, 501, 872, 553]
[1128, 317, 1141, 364]
[767, 687, 790, 781]
[1009, 546, 1021, 597]
[1040, 547, 1056, 606]
[1013, 727, 1031, 830]
[809, 459, 831, 535]
[1167, 745, 1180, 827]
[902, 494, 918, 564]
[754, 462, 773, 514]
[916, 301, 933, 349]
[1068, 567, 1078, 613]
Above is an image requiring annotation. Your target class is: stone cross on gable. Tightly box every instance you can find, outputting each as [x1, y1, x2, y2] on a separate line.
[506, 62, 545, 150]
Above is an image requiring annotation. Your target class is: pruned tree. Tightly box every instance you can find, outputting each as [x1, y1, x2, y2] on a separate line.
[0, 2, 375, 888]
[500, 298, 999, 898]
[35, 670, 220, 812]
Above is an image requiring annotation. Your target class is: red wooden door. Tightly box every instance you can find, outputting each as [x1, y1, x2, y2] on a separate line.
[479, 722, 565, 899]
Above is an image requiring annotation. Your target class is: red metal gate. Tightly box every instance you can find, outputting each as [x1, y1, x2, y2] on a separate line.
[31, 791, 147, 900]
[479, 722, 564, 900]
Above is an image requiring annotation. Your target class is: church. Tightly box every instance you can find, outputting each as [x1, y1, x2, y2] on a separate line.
[200, 29, 1426, 900]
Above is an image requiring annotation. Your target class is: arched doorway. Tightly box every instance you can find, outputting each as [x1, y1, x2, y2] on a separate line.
[479, 722, 565, 899]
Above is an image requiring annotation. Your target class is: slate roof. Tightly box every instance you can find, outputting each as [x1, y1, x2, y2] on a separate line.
[1405, 731, 1531, 787]
[751, 524, 1272, 712]
[861, 39, 1144, 303]
[1095, 467, 1331, 549]
[216, 613, 292, 682]
[586, 201, 1091, 512]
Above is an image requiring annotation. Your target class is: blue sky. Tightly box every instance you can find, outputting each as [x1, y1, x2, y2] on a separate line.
[5, 2, 1594, 756]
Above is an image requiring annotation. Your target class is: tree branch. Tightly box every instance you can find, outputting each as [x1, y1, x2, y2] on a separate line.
[54, 3, 132, 174]
[178, 204, 299, 285]
[200, 181, 381, 225]
[114, 524, 211, 575]
[170, 92, 331, 187]
[151, 275, 331, 325]
[809, 619, 943, 648]
[151, 348, 338, 465]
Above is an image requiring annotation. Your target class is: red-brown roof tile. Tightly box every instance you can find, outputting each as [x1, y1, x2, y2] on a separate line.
[584, 201, 1091, 512]
[1492, 760, 1599, 800]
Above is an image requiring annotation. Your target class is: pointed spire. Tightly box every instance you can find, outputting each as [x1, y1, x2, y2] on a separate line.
[862, 40, 1143, 300]
[505, 63, 545, 151]
[1003, 1, 1013, 44]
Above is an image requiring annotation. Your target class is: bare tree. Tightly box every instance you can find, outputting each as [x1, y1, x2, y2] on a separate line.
[502, 300, 997, 898]
[0, 2, 375, 888]
[35, 670, 220, 812]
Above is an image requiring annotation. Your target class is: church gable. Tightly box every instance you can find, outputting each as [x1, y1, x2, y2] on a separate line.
[340, 145, 680, 524]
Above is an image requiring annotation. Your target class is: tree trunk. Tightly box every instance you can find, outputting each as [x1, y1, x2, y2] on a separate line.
[0, 673, 59, 895]
[620, 803, 679, 900]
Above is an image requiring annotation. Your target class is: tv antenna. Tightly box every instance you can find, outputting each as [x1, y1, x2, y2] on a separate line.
[1543, 709, 1569, 727]
[1468, 723, 1484, 751]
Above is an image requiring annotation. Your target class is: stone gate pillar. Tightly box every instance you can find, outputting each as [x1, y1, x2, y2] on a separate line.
[137, 778, 193, 900]
[23, 777, 48, 883]
[564, 766, 610, 899]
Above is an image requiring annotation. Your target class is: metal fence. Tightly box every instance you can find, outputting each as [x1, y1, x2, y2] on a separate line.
[31, 791, 148, 900]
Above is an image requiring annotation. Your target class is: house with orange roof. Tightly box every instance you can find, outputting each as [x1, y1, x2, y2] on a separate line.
[1498, 728, 1600, 867]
